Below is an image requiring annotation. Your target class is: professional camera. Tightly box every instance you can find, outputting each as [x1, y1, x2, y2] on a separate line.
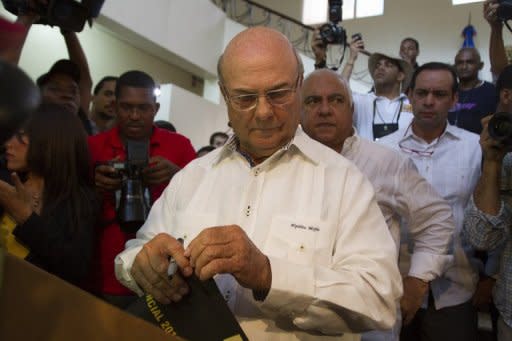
[488, 112, 512, 146]
[2, 0, 105, 32]
[319, 0, 347, 45]
[497, 0, 512, 21]
[113, 139, 151, 233]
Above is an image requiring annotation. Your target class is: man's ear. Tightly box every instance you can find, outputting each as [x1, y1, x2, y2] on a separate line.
[501, 88, 512, 106]
[478, 61, 484, 71]
[218, 81, 228, 102]
[397, 71, 405, 83]
[154, 102, 160, 115]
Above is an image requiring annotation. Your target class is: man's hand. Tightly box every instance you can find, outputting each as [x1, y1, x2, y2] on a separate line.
[400, 276, 429, 325]
[94, 159, 122, 192]
[472, 276, 496, 308]
[347, 36, 365, 64]
[311, 28, 327, 65]
[130, 233, 193, 304]
[142, 156, 180, 186]
[480, 115, 508, 163]
[185, 225, 272, 295]
[16, 0, 47, 25]
[0, 173, 35, 224]
[484, 0, 501, 27]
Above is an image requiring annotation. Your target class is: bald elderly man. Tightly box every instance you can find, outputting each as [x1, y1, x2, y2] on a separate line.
[115, 27, 401, 340]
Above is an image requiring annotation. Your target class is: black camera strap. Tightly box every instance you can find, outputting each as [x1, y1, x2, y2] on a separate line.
[372, 98, 404, 140]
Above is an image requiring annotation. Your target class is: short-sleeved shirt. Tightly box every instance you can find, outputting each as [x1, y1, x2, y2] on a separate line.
[448, 81, 498, 134]
[353, 92, 413, 141]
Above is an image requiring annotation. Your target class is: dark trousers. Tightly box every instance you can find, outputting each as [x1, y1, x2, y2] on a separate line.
[400, 293, 478, 341]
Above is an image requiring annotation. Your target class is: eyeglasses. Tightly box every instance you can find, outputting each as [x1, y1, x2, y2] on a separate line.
[398, 140, 436, 157]
[222, 76, 300, 112]
[303, 94, 347, 111]
[398, 124, 442, 157]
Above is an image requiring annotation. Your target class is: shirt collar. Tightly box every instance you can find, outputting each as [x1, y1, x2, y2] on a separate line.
[400, 120, 461, 144]
[341, 128, 360, 157]
[213, 126, 319, 167]
[371, 92, 408, 102]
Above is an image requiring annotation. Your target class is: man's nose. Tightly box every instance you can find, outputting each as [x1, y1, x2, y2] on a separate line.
[254, 95, 273, 121]
[318, 99, 332, 116]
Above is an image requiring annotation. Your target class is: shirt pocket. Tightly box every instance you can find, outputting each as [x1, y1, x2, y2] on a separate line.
[263, 215, 334, 266]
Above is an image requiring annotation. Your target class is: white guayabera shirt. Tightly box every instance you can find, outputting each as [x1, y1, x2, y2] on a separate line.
[116, 127, 402, 341]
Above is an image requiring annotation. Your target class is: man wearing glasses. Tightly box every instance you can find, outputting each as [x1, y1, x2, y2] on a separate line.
[300, 68, 455, 341]
[379, 62, 482, 341]
[115, 27, 402, 340]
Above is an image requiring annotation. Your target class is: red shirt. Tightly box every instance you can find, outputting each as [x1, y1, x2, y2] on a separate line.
[87, 126, 196, 295]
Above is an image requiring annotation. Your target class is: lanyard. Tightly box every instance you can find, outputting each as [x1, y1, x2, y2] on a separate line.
[372, 98, 404, 126]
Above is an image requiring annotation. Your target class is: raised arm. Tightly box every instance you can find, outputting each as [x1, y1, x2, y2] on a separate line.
[484, 0, 508, 77]
[62, 30, 93, 114]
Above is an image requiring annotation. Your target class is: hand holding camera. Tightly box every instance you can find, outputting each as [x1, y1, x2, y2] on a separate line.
[142, 156, 181, 186]
[347, 33, 365, 63]
[480, 115, 509, 163]
[94, 157, 123, 192]
[311, 28, 327, 66]
[484, 0, 501, 26]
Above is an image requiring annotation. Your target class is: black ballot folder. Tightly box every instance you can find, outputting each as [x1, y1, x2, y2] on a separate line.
[126, 274, 249, 341]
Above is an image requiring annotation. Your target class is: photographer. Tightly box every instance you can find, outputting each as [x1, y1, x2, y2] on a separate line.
[311, 29, 364, 81]
[462, 65, 512, 341]
[88, 70, 196, 308]
[9, 0, 94, 134]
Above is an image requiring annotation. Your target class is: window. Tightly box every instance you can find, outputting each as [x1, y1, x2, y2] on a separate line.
[303, 0, 384, 24]
[452, 0, 483, 4]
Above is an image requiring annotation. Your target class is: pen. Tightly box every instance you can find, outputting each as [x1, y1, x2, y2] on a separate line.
[167, 237, 184, 278]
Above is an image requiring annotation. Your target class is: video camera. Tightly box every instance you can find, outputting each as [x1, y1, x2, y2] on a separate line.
[2, 0, 105, 32]
[319, 0, 347, 45]
[497, 0, 512, 22]
[488, 112, 512, 146]
[111, 139, 151, 233]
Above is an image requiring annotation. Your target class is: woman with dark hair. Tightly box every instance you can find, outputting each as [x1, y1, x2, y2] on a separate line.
[0, 103, 98, 286]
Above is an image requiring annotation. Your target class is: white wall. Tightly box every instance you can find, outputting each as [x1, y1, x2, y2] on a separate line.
[99, 0, 227, 78]
[338, 0, 511, 90]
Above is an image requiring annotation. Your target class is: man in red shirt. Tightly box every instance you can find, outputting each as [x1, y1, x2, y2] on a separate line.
[88, 70, 196, 308]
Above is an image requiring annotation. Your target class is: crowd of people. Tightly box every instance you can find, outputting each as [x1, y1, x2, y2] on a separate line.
[1, 0, 512, 340]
